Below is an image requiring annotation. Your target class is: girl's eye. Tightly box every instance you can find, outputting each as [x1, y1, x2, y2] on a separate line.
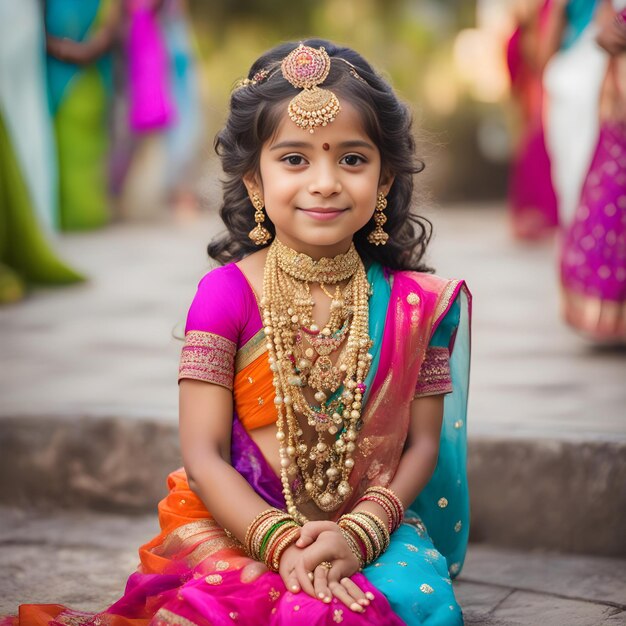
[341, 154, 366, 166]
[282, 155, 306, 166]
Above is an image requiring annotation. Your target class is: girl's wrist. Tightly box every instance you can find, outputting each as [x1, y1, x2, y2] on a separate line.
[244, 507, 301, 571]
[355, 486, 404, 533]
[338, 510, 391, 568]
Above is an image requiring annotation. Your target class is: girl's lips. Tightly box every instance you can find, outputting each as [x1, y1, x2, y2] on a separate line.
[297, 208, 346, 221]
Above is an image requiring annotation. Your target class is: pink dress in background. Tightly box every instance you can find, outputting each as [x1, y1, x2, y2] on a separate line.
[560, 14, 626, 342]
[506, 3, 559, 240]
[126, 0, 175, 132]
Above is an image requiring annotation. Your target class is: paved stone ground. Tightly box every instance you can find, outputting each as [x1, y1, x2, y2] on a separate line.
[1, 203, 624, 439]
[1, 508, 625, 625]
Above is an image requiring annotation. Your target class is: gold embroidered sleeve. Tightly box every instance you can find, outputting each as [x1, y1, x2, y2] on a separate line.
[178, 331, 236, 390]
[414, 346, 453, 398]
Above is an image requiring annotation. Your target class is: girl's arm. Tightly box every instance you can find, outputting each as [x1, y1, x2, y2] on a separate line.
[178, 379, 275, 542]
[180, 379, 369, 609]
[294, 394, 444, 607]
[45, 2, 122, 65]
[348, 394, 443, 527]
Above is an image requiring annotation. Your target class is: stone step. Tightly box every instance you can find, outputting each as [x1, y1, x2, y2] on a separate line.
[1, 415, 624, 557]
[1, 507, 624, 625]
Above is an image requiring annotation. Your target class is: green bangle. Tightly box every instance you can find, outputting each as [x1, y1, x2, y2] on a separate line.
[259, 519, 291, 561]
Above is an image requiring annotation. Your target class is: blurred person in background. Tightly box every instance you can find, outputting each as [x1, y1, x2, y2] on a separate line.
[114, 0, 203, 221]
[0, 0, 83, 304]
[506, 0, 559, 240]
[161, 0, 204, 216]
[559, 0, 626, 341]
[45, 0, 122, 231]
[541, 0, 606, 226]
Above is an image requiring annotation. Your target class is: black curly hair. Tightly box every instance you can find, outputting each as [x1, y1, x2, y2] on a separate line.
[209, 38, 432, 272]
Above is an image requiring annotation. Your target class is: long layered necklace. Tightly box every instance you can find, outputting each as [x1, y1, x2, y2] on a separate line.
[261, 240, 373, 522]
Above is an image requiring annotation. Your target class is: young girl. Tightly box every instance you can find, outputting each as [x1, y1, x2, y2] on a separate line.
[10, 39, 471, 626]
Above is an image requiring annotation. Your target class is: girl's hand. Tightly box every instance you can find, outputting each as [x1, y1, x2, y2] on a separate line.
[296, 521, 373, 612]
[278, 542, 317, 598]
[278, 521, 340, 595]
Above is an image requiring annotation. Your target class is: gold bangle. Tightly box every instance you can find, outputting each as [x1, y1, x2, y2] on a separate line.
[350, 513, 383, 556]
[365, 486, 404, 530]
[269, 526, 300, 571]
[357, 511, 390, 550]
[245, 509, 292, 560]
[245, 508, 277, 549]
[340, 528, 364, 569]
[340, 517, 374, 564]
[264, 520, 298, 562]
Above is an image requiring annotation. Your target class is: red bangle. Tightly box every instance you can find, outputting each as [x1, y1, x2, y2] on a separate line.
[358, 494, 395, 532]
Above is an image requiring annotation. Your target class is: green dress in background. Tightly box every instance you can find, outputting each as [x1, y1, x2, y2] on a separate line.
[0, 0, 83, 304]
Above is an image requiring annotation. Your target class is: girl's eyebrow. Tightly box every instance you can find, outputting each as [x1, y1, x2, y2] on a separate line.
[270, 139, 375, 151]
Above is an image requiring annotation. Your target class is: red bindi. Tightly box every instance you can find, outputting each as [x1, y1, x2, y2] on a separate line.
[322, 143, 330, 151]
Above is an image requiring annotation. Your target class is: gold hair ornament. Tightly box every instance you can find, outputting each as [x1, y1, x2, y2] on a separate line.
[233, 69, 271, 91]
[281, 44, 340, 133]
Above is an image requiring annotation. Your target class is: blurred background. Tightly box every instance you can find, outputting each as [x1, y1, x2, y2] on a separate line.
[1, 0, 626, 621]
[186, 0, 513, 204]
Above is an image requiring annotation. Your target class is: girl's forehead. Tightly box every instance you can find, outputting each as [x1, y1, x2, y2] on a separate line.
[267, 101, 373, 150]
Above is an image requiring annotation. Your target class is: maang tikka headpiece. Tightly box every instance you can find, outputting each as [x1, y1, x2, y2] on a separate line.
[281, 44, 341, 133]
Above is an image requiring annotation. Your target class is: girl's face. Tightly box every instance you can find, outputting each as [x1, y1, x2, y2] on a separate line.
[245, 100, 392, 259]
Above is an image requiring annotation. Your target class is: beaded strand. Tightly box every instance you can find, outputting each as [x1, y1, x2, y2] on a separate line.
[261, 239, 373, 522]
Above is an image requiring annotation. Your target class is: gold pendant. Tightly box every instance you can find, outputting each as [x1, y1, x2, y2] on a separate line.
[308, 356, 342, 393]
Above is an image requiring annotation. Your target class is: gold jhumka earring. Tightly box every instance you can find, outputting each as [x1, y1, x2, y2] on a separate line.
[367, 192, 389, 245]
[248, 192, 272, 245]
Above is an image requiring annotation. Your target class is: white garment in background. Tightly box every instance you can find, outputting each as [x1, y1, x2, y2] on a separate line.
[0, 0, 58, 231]
[543, 21, 607, 226]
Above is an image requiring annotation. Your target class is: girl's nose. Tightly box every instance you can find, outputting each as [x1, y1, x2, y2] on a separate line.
[307, 162, 342, 196]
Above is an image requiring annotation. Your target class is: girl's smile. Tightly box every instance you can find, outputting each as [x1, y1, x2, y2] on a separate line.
[296, 206, 348, 221]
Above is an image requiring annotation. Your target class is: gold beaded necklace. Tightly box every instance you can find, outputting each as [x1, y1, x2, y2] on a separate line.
[261, 239, 373, 523]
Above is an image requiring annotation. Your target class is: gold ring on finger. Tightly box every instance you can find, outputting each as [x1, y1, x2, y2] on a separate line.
[319, 561, 332, 570]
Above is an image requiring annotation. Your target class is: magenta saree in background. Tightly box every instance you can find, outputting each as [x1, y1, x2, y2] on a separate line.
[560, 33, 626, 342]
[506, 1, 559, 240]
[4, 265, 470, 626]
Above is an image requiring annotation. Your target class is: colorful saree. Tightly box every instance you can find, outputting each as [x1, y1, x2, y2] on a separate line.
[126, 0, 175, 133]
[6, 262, 471, 625]
[46, 0, 113, 231]
[506, 1, 559, 239]
[559, 4, 626, 342]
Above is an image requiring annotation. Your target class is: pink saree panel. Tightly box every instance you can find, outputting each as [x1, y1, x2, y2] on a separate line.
[506, 2, 559, 239]
[560, 46, 626, 342]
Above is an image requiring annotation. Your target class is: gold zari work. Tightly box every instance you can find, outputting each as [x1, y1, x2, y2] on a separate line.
[179, 331, 236, 389]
